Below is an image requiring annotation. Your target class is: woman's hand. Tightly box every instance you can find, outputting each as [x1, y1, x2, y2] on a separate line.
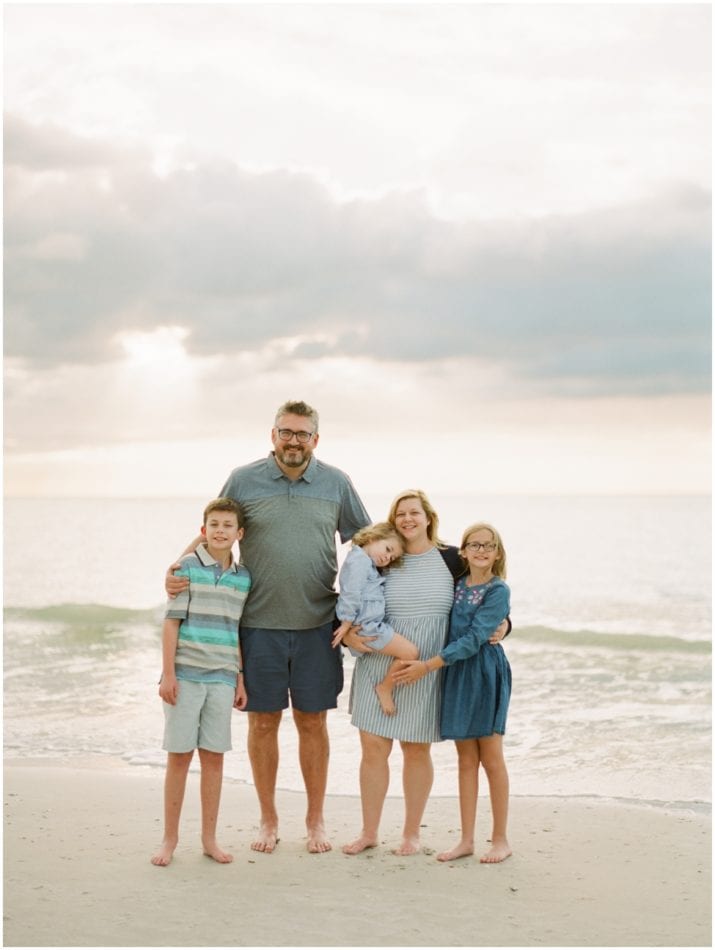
[391, 659, 428, 685]
[489, 618, 510, 644]
[165, 564, 189, 599]
[341, 626, 377, 654]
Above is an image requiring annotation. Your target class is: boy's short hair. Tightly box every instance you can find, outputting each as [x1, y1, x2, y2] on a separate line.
[203, 497, 245, 528]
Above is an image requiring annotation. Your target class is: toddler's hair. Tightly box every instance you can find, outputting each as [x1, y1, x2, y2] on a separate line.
[459, 522, 507, 579]
[352, 521, 404, 567]
[203, 497, 245, 528]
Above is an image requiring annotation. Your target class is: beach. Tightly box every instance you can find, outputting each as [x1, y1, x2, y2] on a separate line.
[3, 758, 711, 948]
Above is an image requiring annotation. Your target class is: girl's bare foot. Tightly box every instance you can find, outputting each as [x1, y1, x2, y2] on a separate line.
[151, 837, 177, 866]
[391, 836, 421, 856]
[437, 840, 474, 862]
[374, 683, 396, 716]
[480, 837, 512, 863]
[202, 839, 234, 864]
[342, 834, 378, 855]
[251, 824, 279, 853]
[307, 822, 332, 853]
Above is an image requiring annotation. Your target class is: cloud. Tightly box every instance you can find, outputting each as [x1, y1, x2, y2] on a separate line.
[4, 115, 711, 395]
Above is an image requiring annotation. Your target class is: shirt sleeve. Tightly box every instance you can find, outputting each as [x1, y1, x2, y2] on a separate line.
[337, 477, 371, 543]
[164, 563, 191, 621]
[440, 583, 511, 666]
[335, 549, 373, 622]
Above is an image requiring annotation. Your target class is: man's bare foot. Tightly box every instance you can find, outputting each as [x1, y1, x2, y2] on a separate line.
[251, 824, 279, 853]
[307, 823, 332, 853]
[202, 839, 234, 864]
[436, 840, 474, 862]
[342, 834, 378, 855]
[151, 838, 177, 867]
[391, 836, 421, 856]
[480, 837, 512, 863]
[375, 683, 396, 716]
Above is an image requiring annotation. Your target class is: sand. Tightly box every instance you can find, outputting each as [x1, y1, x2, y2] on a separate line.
[3, 759, 711, 948]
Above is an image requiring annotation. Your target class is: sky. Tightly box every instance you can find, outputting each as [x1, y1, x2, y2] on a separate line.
[3, 2, 711, 499]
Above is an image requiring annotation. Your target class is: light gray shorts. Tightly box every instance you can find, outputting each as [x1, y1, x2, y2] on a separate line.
[162, 679, 234, 753]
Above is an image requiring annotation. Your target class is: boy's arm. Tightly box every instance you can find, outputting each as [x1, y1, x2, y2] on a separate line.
[234, 641, 247, 709]
[158, 618, 181, 705]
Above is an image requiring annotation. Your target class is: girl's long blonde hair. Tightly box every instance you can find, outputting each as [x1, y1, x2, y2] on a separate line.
[460, 522, 508, 579]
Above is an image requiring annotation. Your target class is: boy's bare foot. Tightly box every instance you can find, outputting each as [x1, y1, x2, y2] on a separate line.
[436, 841, 474, 862]
[374, 683, 396, 716]
[307, 822, 332, 853]
[151, 837, 178, 867]
[342, 834, 378, 855]
[391, 836, 421, 856]
[251, 824, 279, 853]
[202, 839, 234, 864]
[480, 837, 512, 863]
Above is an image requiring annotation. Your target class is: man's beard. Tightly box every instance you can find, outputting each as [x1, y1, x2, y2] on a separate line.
[276, 446, 309, 468]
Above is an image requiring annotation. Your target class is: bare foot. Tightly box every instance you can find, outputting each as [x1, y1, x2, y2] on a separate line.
[391, 836, 421, 856]
[480, 837, 512, 863]
[374, 683, 396, 716]
[151, 838, 177, 867]
[202, 840, 234, 864]
[342, 834, 378, 855]
[307, 823, 332, 853]
[436, 840, 474, 862]
[251, 824, 279, 853]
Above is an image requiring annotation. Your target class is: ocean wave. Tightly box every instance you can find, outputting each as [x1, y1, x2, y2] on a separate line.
[3, 603, 161, 625]
[515, 625, 711, 654]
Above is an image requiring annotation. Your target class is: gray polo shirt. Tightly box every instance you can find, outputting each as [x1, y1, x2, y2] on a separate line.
[219, 453, 370, 629]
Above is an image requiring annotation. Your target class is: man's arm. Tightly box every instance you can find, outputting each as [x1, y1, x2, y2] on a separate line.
[165, 535, 203, 597]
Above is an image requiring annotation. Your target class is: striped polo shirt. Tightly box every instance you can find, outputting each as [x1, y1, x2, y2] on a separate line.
[165, 544, 251, 686]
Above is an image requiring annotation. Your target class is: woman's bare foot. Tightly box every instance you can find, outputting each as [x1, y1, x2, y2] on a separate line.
[202, 839, 234, 864]
[307, 822, 332, 853]
[151, 837, 177, 866]
[391, 836, 421, 856]
[480, 837, 512, 863]
[251, 824, 279, 853]
[375, 682, 396, 716]
[437, 840, 474, 862]
[342, 834, 378, 855]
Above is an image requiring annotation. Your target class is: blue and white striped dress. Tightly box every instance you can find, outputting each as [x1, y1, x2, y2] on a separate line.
[348, 547, 454, 742]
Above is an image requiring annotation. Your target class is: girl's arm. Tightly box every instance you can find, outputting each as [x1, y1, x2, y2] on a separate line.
[441, 584, 510, 665]
[335, 550, 372, 623]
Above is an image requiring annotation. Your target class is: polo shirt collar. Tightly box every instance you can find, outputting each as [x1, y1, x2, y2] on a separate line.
[268, 451, 316, 483]
[196, 542, 238, 572]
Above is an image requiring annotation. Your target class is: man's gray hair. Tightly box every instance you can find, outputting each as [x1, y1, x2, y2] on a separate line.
[274, 400, 320, 433]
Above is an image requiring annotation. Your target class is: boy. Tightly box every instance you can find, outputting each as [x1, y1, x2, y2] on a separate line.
[151, 498, 251, 867]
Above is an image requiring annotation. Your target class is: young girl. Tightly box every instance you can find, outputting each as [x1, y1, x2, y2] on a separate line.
[332, 522, 419, 715]
[392, 521, 512, 863]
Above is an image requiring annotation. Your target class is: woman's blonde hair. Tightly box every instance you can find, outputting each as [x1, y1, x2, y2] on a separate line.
[387, 489, 446, 547]
[460, 522, 508, 579]
[352, 521, 404, 567]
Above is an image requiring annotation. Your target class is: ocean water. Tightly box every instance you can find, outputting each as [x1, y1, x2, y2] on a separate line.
[3, 494, 711, 810]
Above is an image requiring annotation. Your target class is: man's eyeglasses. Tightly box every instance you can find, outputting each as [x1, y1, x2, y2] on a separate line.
[276, 428, 315, 444]
[464, 541, 497, 552]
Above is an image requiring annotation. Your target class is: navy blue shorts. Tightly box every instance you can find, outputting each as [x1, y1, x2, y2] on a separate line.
[240, 622, 343, 713]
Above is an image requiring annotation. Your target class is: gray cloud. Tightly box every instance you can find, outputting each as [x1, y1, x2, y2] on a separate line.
[4, 115, 710, 395]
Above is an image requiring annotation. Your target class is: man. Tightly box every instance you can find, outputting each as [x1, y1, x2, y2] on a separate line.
[167, 400, 370, 853]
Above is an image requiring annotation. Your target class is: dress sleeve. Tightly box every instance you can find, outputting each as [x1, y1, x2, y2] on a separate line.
[440, 583, 510, 665]
[335, 549, 372, 622]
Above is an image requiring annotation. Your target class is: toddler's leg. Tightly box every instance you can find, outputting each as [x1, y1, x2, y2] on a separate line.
[198, 748, 233, 863]
[375, 633, 419, 716]
[151, 750, 194, 866]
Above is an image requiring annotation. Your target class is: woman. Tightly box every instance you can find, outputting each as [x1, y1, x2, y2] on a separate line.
[342, 489, 506, 856]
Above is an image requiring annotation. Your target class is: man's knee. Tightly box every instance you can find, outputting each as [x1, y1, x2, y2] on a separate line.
[248, 711, 282, 739]
[292, 708, 327, 737]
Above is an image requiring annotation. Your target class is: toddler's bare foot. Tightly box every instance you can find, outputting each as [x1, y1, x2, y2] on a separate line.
[342, 834, 378, 855]
[251, 824, 279, 853]
[202, 839, 234, 863]
[437, 840, 474, 862]
[391, 836, 421, 856]
[307, 822, 332, 853]
[480, 837, 512, 863]
[375, 682, 396, 716]
[151, 837, 177, 867]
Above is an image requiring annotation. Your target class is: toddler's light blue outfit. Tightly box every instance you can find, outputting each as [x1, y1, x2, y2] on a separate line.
[336, 546, 396, 657]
